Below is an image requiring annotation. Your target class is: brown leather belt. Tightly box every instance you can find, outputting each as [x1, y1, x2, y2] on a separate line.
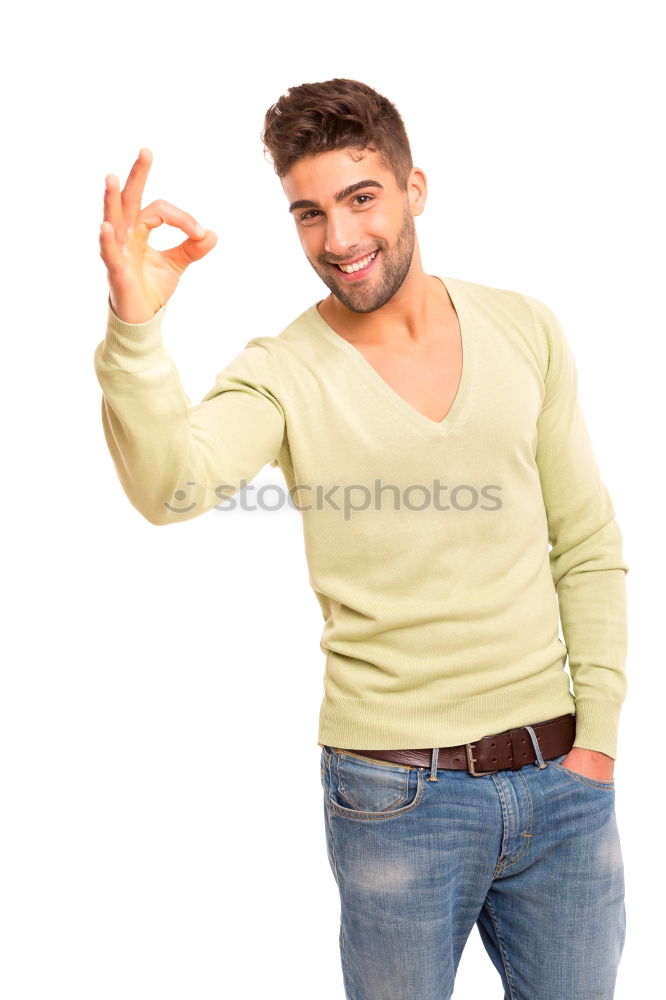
[338, 713, 575, 776]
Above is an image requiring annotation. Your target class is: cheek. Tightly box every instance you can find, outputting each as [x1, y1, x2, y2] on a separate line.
[301, 231, 323, 261]
[366, 209, 395, 244]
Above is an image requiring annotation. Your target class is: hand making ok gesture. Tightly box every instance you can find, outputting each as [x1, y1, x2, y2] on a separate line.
[99, 148, 217, 324]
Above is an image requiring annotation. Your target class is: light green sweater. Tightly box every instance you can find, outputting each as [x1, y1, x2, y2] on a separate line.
[93, 275, 628, 759]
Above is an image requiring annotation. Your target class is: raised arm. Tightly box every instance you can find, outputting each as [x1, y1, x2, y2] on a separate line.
[94, 149, 285, 525]
[94, 302, 285, 525]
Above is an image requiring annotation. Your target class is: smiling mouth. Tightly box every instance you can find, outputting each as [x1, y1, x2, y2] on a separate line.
[329, 249, 380, 274]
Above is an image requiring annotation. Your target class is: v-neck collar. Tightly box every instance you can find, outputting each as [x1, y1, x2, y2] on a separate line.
[307, 275, 476, 438]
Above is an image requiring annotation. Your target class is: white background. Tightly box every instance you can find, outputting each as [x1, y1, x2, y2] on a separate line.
[2, 1, 663, 996]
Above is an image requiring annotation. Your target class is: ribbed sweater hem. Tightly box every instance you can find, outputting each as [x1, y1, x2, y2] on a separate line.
[318, 678, 579, 755]
[318, 683, 622, 759]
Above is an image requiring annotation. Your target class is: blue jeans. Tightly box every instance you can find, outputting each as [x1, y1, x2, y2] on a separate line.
[320, 740, 625, 1000]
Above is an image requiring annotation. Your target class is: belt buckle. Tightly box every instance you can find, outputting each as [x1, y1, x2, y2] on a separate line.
[465, 742, 497, 776]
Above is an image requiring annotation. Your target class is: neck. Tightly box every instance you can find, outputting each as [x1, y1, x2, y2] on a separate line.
[320, 257, 454, 347]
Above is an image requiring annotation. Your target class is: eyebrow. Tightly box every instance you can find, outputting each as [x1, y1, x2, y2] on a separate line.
[288, 179, 384, 214]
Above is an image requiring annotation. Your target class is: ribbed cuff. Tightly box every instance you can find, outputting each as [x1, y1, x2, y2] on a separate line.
[97, 295, 168, 371]
[571, 696, 623, 759]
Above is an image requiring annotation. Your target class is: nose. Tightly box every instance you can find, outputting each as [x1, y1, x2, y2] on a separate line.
[324, 212, 361, 260]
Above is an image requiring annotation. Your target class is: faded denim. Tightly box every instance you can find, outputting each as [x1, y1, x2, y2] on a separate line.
[320, 742, 625, 1000]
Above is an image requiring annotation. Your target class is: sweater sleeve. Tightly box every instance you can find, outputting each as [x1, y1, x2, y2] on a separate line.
[93, 297, 286, 526]
[525, 294, 628, 759]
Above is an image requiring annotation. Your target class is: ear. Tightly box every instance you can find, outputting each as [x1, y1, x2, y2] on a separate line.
[407, 167, 427, 217]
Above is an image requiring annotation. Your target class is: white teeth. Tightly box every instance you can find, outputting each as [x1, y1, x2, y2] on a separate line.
[338, 250, 378, 273]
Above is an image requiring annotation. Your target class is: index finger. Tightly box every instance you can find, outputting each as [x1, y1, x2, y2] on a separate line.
[120, 147, 153, 224]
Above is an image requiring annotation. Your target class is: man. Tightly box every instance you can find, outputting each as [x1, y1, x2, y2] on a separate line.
[94, 78, 627, 999]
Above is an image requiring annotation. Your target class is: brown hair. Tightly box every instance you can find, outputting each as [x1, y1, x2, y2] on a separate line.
[260, 78, 414, 191]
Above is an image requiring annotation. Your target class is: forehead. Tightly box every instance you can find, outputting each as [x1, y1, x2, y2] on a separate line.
[281, 147, 393, 204]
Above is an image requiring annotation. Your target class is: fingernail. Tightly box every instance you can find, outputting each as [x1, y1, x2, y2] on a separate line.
[195, 223, 205, 236]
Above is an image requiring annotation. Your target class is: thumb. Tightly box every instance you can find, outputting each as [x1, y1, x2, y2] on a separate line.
[162, 229, 218, 273]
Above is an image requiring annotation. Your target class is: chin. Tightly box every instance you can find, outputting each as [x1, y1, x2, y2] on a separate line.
[331, 290, 388, 315]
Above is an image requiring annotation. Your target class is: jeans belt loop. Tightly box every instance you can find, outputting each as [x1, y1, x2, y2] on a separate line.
[427, 747, 440, 782]
[524, 724, 548, 768]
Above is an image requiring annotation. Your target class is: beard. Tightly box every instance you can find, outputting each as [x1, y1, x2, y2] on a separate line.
[307, 205, 416, 315]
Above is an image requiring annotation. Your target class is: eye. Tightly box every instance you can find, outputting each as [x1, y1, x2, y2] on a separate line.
[298, 194, 374, 224]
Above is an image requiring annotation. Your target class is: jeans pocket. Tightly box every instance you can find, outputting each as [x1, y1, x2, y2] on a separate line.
[328, 749, 425, 821]
[548, 753, 615, 790]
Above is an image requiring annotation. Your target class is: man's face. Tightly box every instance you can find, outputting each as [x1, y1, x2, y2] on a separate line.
[282, 147, 420, 315]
